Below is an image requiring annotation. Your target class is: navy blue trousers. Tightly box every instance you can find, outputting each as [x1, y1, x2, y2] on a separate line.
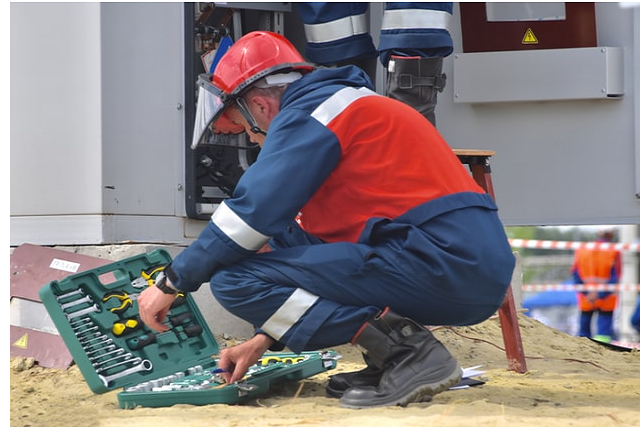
[209, 205, 515, 353]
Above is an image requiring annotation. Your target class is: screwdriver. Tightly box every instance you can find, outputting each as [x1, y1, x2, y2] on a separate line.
[184, 324, 202, 337]
[112, 317, 141, 336]
[177, 324, 203, 340]
[127, 333, 157, 351]
[170, 292, 187, 309]
[168, 312, 192, 327]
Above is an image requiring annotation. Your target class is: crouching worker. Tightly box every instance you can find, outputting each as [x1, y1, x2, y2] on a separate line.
[138, 31, 515, 408]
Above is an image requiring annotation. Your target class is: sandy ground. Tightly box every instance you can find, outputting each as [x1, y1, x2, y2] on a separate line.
[10, 314, 640, 427]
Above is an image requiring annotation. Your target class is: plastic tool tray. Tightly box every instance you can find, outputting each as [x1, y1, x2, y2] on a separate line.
[39, 250, 339, 408]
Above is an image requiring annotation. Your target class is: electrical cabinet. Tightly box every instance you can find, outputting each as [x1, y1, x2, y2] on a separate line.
[183, 3, 296, 220]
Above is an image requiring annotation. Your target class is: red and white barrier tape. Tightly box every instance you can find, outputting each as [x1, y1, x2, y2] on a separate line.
[522, 284, 640, 292]
[509, 238, 640, 252]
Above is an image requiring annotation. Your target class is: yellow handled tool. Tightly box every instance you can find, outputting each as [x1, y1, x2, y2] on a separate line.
[112, 317, 141, 336]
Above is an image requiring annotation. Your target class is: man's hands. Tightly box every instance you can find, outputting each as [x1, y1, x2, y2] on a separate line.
[137, 285, 178, 332]
[217, 334, 275, 384]
[137, 279, 277, 385]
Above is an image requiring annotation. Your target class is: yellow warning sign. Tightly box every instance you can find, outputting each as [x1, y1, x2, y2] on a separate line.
[522, 28, 539, 45]
[13, 333, 28, 349]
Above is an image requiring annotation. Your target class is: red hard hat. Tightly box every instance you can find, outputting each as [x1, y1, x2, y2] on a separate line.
[191, 31, 314, 149]
[213, 31, 314, 95]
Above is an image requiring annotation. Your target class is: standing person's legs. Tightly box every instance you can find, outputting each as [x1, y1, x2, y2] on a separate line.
[595, 310, 614, 342]
[579, 310, 594, 338]
[386, 56, 446, 126]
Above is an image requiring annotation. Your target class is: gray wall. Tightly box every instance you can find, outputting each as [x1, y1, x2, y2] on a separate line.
[436, 3, 639, 226]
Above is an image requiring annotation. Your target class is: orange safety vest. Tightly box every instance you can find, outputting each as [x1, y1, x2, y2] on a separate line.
[573, 247, 619, 312]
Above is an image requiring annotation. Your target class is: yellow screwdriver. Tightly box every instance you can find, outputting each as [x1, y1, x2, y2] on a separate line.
[112, 317, 141, 336]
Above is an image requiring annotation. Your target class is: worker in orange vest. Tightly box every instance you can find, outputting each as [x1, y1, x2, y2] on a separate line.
[571, 230, 621, 342]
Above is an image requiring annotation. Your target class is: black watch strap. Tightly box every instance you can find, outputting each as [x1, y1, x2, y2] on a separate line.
[154, 271, 177, 295]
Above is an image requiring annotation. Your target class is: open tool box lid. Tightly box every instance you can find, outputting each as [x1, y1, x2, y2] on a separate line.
[39, 250, 339, 408]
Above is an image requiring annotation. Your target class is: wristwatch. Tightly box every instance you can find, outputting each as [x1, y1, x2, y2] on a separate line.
[154, 271, 178, 295]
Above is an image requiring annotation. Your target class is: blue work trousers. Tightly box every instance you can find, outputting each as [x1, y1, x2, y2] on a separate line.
[209, 204, 515, 353]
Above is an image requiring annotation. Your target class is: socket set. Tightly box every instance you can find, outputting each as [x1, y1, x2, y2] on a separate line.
[39, 250, 339, 408]
[117, 350, 339, 408]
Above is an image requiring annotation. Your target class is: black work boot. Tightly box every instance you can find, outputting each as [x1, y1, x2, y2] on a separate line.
[326, 360, 432, 402]
[326, 355, 384, 398]
[386, 56, 446, 127]
[339, 307, 462, 409]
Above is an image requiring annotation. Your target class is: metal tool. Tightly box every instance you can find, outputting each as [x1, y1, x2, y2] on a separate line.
[84, 340, 115, 356]
[93, 353, 134, 369]
[66, 304, 101, 320]
[74, 325, 99, 337]
[80, 334, 109, 346]
[102, 291, 141, 315]
[96, 356, 141, 373]
[55, 288, 85, 301]
[90, 347, 125, 362]
[131, 277, 148, 289]
[60, 294, 94, 311]
[131, 265, 165, 289]
[69, 317, 92, 327]
[99, 359, 153, 387]
[83, 336, 112, 349]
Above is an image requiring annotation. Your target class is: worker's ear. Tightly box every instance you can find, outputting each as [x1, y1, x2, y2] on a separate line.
[247, 94, 278, 120]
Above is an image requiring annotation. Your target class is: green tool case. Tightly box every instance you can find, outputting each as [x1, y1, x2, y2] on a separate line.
[39, 250, 339, 408]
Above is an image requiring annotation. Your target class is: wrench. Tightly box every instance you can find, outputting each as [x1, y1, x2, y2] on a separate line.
[80, 334, 109, 345]
[66, 304, 101, 320]
[56, 288, 85, 301]
[90, 347, 125, 362]
[60, 294, 94, 311]
[70, 317, 92, 326]
[75, 327, 100, 338]
[99, 359, 153, 387]
[85, 343, 115, 356]
[93, 353, 134, 369]
[96, 356, 140, 373]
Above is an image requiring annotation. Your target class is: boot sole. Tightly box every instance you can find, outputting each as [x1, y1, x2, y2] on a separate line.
[339, 363, 462, 409]
[327, 385, 433, 402]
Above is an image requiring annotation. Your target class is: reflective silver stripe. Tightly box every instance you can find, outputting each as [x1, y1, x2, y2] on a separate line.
[311, 87, 379, 126]
[262, 288, 319, 340]
[211, 201, 269, 251]
[382, 9, 452, 31]
[303, 13, 368, 43]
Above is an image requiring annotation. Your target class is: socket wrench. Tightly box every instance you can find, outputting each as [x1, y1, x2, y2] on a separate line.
[99, 359, 153, 387]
